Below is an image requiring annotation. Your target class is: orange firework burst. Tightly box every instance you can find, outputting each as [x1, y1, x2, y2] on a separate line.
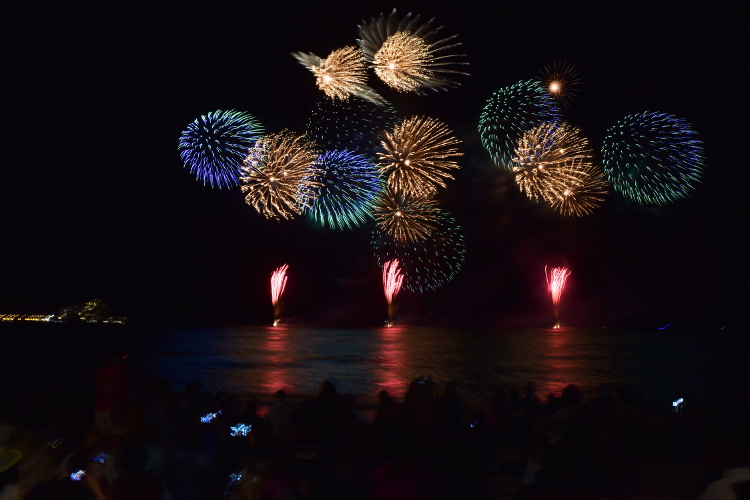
[292, 46, 387, 106]
[545, 266, 571, 323]
[382, 259, 404, 325]
[378, 115, 462, 196]
[371, 188, 439, 243]
[271, 264, 289, 326]
[240, 131, 321, 220]
[358, 9, 468, 93]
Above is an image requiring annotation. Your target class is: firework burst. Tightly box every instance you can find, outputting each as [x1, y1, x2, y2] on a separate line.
[602, 111, 704, 205]
[378, 115, 462, 196]
[240, 131, 321, 220]
[271, 264, 289, 326]
[545, 266, 571, 324]
[371, 188, 439, 243]
[544, 160, 608, 216]
[358, 9, 468, 93]
[382, 259, 404, 325]
[539, 60, 581, 107]
[304, 150, 383, 230]
[373, 212, 465, 293]
[511, 121, 607, 215]
[307, 96, 397, 157]
[178, 110, 265, 189]
[292, 46, 387, 106]
[479, 80, 561, 169]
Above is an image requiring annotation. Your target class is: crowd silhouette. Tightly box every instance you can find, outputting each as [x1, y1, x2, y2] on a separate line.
[0, 353, 748, 499]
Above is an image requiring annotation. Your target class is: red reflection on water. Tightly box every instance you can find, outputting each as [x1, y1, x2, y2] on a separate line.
[540, 326, 578, 396]
[376, 325, 409, 399]
[261, 326, 295, 394]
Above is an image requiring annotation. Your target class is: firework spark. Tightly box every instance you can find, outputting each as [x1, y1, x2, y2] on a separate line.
[240, 131, 321, 220]
[373, 212, 465, 293]
[539, 60, 581, 107]
[307, 96, 397, 157]
[378, 115, 462, 196]
[271, 264, 289, 326]
[292, 46, 387, 106]
[602, 111, 704, 206]
[178, 110, 265, 189]
[371, 188, 439, 243]
[358, 9, 468, 93]
[479, 80, 561, 169]
[545, 266, 571, 323]
[511, 121, 607, 215]
[382, 259, 404, 325]
[304, 150, 383, 230]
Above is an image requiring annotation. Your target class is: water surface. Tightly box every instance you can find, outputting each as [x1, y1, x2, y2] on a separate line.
[133, 324, 746, 409]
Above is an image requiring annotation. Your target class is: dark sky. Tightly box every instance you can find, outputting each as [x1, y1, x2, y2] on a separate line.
[3, 1, 746, 327]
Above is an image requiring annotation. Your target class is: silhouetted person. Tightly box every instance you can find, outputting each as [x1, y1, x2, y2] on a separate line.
[309, 381, 337, 441]
[699, 442, 750, 500]
[374, 391, 398, 425]
[110, 442, 165, 500]
[265, 390, 295, 440]
[93, 355, 130, 438]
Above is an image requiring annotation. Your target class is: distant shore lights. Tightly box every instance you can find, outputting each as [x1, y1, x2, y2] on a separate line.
[545, 266, 571, 328]
[383, 259, 404, 327]
[271, 264, 289, 326]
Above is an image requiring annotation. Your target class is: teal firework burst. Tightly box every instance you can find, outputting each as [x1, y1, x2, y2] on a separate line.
[179, 110, 265, 189]
[372, 212, 465, 293]
[602, 112, 704, 205]
[307, 96, 397, 158]
[478, 80, 560, 169]
[305, 150, 384, 230]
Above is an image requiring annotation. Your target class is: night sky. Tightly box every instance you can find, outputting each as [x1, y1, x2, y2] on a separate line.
[3, 1, 746, 328]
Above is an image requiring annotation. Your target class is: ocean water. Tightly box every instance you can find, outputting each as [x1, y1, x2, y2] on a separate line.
[3, 324, 746, 412]
[134, 324, 747, 409]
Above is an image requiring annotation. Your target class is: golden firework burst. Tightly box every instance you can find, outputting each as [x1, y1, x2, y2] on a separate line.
[545, 160, 608, 216]
[240, 131, 321, 220]
[512, 121, 607, 215]
[378, 115, 462, 196]
[371, 188, 439, 243]
[512, 121, 592, 199]
[358, 9, 468, 93]
[292, 46, 386, 106]
[373, 32, 434, 92]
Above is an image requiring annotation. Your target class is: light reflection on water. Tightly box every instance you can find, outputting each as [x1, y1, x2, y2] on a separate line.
[146, 325, 748, 409]
[375, 325, 408, 397]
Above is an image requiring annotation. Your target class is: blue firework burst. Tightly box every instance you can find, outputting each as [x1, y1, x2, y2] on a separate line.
[478, 80, 561, 169]
[372, 211, 465, 293]
[602, 111, 704, 205]
[305, 150, 384, 230]
[179, 110, 265, 189]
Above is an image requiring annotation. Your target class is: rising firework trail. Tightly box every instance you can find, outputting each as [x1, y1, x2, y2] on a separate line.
[271, 264, 289, 326]
[382, 260, 404, 327]
[545, 266, 571, 327]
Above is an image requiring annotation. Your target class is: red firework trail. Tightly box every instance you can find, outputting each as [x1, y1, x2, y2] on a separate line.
[271, 264, 289, 306]
[383, 260, 404, 305]
[545, 266, 571, 319]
